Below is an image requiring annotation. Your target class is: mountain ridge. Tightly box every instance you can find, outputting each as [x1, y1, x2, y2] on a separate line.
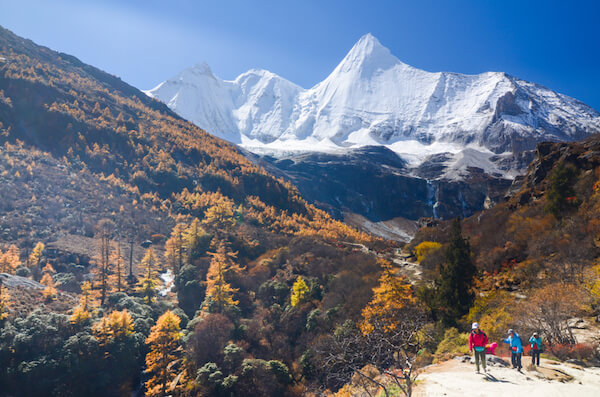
[146, 33, 600, 180]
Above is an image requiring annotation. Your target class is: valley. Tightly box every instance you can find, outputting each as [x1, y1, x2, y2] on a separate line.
[0, 6, 599, 397]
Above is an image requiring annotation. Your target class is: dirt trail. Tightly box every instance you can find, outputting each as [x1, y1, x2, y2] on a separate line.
[414, 358, 600, 397]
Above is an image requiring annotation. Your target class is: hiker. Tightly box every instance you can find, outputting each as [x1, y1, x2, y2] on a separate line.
[468, 322, 489, 373]
[529, 332, 542, 366]
[503, 329, 523, 370]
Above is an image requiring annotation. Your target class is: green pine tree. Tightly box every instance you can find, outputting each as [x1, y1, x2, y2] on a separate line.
[545, 162, 579, 219]
[435, 218, 476, 326]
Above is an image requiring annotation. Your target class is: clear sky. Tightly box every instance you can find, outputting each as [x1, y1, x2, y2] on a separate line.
[1, 0, 599, 110]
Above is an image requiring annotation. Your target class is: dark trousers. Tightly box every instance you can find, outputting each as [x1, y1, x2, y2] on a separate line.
[474, 350, 486, 371]
[531, 349, 540, 366]
[511, 352, 522, 369]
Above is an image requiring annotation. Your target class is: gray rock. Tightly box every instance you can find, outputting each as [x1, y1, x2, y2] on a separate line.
[568, 318, 588, 329]
[454, 355, 471, 363]
[0, 273, 45, 289]
[566, 359, 588, 367]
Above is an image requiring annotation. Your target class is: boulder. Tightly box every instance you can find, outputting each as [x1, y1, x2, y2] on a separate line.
[0, 273, 45, 289]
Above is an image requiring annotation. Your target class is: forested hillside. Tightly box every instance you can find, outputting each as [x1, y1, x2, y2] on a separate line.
[0, 26, 398, 396]
[409, 135, 600, 345]
[1, 24, 599, 397]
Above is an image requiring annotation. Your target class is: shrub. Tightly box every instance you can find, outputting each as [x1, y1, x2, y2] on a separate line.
[414, 241, 442, 262]
[434, 328, 469, 360]
[466, 291, 515, 341]
[53, 272, 78, 292]
[15, 266, 31, 277]
[415, 349, 434, 368]
[548, 343, 597, 361]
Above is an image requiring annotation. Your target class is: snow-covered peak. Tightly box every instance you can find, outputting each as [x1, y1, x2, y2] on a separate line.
[146, 34, 600, 179]
[333, 33, 404, 77]
[175, 61, 218, 83]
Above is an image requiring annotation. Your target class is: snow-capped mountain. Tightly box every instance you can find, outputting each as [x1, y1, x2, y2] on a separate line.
[146, 33, 600, 180]
[146, 33, 600, 239]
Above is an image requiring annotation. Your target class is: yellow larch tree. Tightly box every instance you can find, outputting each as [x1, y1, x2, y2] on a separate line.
[28, 242, 44, 268]
[360, 259, 416, 335]
[71, 281, 93, 325]
[202, 199, 236, 231]
[203, 243, 241, 313]
[164, 223, 187, 274]
[291, 276, 309, 307]
[0, 282, 10, 321]
[137, 247, 160, 303]
[0, 245, 21, 274]
[183, 218, 210, 261]
[41, 272, 58, 301]
[145, 310, 182, 397]
[93, 309, 134, 345]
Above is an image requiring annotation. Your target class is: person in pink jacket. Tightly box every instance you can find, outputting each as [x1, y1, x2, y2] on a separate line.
[469, 322, 489, 373]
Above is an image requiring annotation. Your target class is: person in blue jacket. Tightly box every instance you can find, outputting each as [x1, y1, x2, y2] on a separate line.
[529, 332, 542, 366]
[503, 329, 523, 370]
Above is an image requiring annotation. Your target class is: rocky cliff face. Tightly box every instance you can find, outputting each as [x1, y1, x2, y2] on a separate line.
[248, 146, 513, 240]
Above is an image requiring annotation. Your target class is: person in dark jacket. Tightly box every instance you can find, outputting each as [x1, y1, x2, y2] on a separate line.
[529, 332, 542, 366]
[469, 322, 489, 373]
[503, 329, 523, 370]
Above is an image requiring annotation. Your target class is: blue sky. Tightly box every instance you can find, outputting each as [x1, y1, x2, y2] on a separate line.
[2, 0, 599, 110]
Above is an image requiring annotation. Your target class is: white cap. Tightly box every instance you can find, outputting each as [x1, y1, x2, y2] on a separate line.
[472, 322, 479, 329]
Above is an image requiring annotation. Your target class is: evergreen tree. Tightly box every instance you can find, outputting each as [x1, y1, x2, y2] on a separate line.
[145, 311, 182, 397]
[545, 162, 579, 219]
[435, 218, 476, 326]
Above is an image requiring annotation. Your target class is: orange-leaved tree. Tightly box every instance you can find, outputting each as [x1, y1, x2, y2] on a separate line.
[145, 310, 183, 397]
[94, 309, 135, 346]
[71, 281, 93, 325]
[165, 223, 187, 274]
[40, 272, 57, 301]
[28, 242, 44, 268]
[0, 282, 9, 322]
[360, 259, 416, 335]
[137, 247, 160, 303]
[203, 243, 241, 314]
[0, 244, 21, 274]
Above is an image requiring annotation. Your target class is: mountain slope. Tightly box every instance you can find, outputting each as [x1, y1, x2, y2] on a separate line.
[0, 25, 367, 243]
[409, 133, 600, 288]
